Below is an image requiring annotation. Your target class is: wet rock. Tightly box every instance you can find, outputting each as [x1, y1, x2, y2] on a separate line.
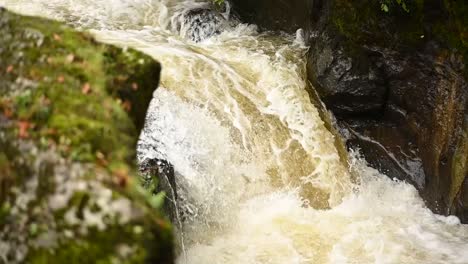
[341, 119, 426, 189]
[0, 8, 173, 263]
[139, 158, 178, 222]
[308, 33, 387, 114]
[450, 120, 468, 219]
[453, 173, 468, 223]
[172, 7, 226, 42]
[229, 0, 315, 34]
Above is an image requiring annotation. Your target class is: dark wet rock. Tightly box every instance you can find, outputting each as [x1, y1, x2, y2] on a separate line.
[139, 158, 178, 222]
[172, 7, 226, 42]
[230, 0, 468, 221]
[450, 120, 468, 219]
[340, 118, 426, 189]
[0, 8, 173, 263]
[308, 33, 387, 115]
[229, 0, 315, 34]
[453, 172, 468, 223]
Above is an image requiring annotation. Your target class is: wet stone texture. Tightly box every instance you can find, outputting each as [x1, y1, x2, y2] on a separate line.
[0, 8, 173, 264]
[230, 0, 468, 221]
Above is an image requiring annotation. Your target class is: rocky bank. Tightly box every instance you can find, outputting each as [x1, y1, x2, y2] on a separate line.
[0, 8, 173, 263]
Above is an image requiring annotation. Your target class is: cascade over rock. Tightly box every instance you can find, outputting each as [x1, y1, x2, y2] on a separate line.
[230, 0, 468, 221]
[2, 0, 468, 263]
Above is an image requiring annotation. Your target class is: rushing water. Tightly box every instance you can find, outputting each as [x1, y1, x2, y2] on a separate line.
[2, 0, 468, 263]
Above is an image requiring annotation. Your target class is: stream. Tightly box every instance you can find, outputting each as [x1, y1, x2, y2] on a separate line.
[2, 0, 468, 263]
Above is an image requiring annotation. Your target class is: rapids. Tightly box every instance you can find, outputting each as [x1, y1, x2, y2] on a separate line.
[2, 0, 468, 263]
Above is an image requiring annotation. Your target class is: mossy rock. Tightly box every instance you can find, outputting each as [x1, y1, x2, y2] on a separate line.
[0, 8, 173, 264]
[329, 0, 468, 76]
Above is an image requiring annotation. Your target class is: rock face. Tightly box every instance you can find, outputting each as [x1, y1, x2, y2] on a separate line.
[230, 0, 468, 220]
[0, 8, 173, 263]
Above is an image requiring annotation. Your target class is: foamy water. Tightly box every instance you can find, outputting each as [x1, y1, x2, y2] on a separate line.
[2, 0, 467, 263]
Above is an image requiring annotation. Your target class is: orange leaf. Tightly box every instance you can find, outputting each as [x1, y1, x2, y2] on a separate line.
[57, 76, 65, 83]
[113, 169, 130, 188]
[1, 99, 13, 118]
[53, 34, 62, 42]
[81, 83, 91, 94]
[3, 107, 13, 118]
[66, 54, 75, 63]
[122, 100, 132, 112]
[18, 121, 32, 139]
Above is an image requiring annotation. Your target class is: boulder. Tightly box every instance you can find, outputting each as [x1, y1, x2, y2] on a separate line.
[0, 8, 173, 263]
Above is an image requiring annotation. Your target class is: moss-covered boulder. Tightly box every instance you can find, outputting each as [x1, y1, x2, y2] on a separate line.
[230, 0, 468, 221]
[0, 8, 173, 263]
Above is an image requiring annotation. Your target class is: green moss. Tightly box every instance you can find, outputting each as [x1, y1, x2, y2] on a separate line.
[450, 124, 468, 207]
[0, 153, 9, 170]
[0, 9, 173, 263]
[31, 183, 174, 263]
[0, 10, 156, 170]
[27, 226, 148, 264]
[0, 130, 33, 202]
[0, 202, 12, 224]
[330, 0, 468, 66]
[330, 0, 426, 49]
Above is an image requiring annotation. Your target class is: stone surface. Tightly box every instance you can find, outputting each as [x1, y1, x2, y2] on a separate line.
[0, 8, 173, 263]
[230, 0, 315, 34]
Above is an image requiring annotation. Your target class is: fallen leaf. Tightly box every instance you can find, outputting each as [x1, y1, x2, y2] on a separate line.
[81, 83, 91, 94]
[53, 34, 62, 42]
[122, 100, 132, 112]
[117, 75, 128, 82]
[96, 152, 108, 167]
[57, 76, 65, 83]
[40, 96, 51, 106]
[3, 107, 13, 118]
[0, 99, 13, 118]
[156, 218, 170, 229]
[45, 128, 58, 136]
[113, 169, 129, 188]
[18, 121, 32, 139]
[66, 54, 75, 63]
[6, 65, 13, 73]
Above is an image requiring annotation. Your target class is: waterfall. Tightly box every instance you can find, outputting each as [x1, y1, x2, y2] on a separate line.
[2, 0, 468, 263]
